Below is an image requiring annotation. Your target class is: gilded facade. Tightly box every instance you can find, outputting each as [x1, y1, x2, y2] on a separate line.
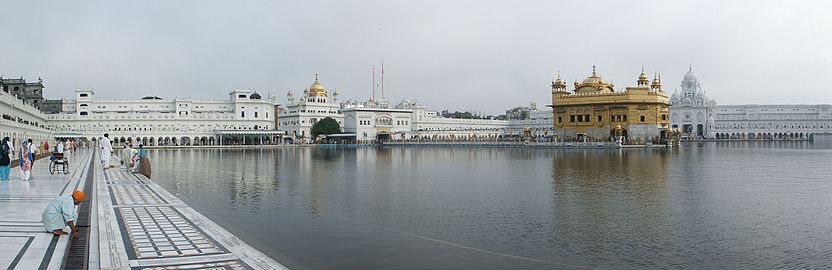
[551, 67, 670, 142]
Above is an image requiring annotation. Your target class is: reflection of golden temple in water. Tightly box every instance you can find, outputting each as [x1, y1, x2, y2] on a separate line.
[549, 149, 673, 246]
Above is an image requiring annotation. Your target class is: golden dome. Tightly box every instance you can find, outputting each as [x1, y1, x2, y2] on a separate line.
[308, 74, 327, 97]
[574, 66, 614, 93]
[551, 71, 567, 91]
[639, 71, 648, 81]
[651, 73, 662, 90]
[637, 67, 650, 86]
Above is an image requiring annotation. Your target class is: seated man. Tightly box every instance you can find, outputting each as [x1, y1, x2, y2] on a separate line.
[41, 190, 84, 239]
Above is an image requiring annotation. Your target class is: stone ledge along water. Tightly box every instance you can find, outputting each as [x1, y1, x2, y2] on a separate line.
[0, 147, 288, 270]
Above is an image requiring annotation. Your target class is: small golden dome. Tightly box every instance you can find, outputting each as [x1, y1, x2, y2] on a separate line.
[308, 74, 327, 97]
[552, 71, 567, 91]
[637, 67, 650, 86]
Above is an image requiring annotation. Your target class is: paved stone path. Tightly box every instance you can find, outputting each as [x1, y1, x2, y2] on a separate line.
[0, 149, 93, 270]
[1, 148, 289, 269]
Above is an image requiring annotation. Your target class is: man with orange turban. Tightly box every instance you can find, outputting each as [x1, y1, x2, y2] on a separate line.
[41, 190, 85, 239]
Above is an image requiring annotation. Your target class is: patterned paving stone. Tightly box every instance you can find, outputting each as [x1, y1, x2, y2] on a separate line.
[139, 260, 249, 270]
[119, 207, 225, 259]
[111, 184, 167, 205]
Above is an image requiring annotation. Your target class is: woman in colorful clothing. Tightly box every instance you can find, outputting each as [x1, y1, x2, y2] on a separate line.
[20, 141, 31, 181]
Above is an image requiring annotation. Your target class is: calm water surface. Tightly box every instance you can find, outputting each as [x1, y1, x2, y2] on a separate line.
[148, 142, 832, 269]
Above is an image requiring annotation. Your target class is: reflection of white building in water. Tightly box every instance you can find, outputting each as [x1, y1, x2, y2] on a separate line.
[670, 68, 832, 140]
[46, 88, 280, 145]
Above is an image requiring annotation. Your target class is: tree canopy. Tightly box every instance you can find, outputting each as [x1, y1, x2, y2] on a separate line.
[311, 117, 341, 138]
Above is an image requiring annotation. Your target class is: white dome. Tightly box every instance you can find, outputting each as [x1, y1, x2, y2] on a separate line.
[683, 68, 698, 82]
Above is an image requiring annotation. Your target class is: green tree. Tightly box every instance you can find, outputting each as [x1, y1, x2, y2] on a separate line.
[311, 117, 341, 138]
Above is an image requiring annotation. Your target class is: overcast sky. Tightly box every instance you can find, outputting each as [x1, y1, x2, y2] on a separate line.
[2, 0, 830, 114]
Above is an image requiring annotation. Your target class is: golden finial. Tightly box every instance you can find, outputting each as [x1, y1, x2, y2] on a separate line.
[592, 65, 597, 76]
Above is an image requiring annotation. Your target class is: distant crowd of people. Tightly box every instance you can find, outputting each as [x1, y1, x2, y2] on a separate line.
[98, 133, 151, 178]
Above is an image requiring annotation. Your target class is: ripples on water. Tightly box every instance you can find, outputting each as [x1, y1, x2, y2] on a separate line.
[148, 141, 832, 270]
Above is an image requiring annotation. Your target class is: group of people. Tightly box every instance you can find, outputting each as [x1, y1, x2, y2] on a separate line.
[118, 141, 146, 172]
[0, 134, 154, 240]
[0, 137, 40, 181]
[98, 133, 150, 176]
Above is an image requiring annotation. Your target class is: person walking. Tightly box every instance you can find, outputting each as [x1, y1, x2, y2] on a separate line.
[57, 140, 65, 154]
[27, 139, 37, 171]
[0, 137, 11, 181]
[19, 141, 31, 181]
[5, 138, 13, 160]
[100, 134, 113, 170]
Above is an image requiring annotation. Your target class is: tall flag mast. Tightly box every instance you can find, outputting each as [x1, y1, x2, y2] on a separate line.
[381, 60, 385, 99]
[372, 65, 376, 101]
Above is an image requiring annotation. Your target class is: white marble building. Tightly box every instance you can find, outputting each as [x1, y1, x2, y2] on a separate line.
[505, 108, 553, 138]
[46, 88, 279, 145]
[339, 98, 509, 142]
[669, 68, 717, 139]
[342, 99, 414, 143]
[711, 104, 832, 140]
[0, 89, 52, 148]
[669, 68, 832, 140]
[277, 76, 344, 141]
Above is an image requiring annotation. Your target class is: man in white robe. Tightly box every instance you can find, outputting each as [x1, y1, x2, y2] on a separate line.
[100, 133, 113, 170]
[42, 190, 84, 239]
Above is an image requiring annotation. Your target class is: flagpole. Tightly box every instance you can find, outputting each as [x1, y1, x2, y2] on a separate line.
[381, 60, 385, 99]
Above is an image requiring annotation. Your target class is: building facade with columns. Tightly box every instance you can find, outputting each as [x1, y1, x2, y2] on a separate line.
[277, 76, 344, 142]
[46, 88, 280, 146]
[0, 87, 53, 149]
[668, 68, 832, 140]
[342, 99, 414, 143]
[409, 102, 507, 141]
[710, 104, 832, 140]
[504, 102, 554, 138]
[551, 67, 671, 142]
[338, 98, 509, 143]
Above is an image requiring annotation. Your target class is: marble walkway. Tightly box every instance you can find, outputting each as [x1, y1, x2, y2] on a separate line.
[0, 149, 93, 270]
[1, 149, 289, 270]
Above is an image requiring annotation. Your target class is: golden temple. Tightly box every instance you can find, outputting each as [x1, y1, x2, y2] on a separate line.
[551, 66, 670, 142]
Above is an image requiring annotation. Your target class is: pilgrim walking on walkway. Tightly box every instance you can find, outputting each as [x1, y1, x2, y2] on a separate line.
[100, 133, 113, 170]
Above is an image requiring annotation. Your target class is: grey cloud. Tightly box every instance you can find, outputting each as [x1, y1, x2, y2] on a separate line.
[1, 0, 829, 114]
